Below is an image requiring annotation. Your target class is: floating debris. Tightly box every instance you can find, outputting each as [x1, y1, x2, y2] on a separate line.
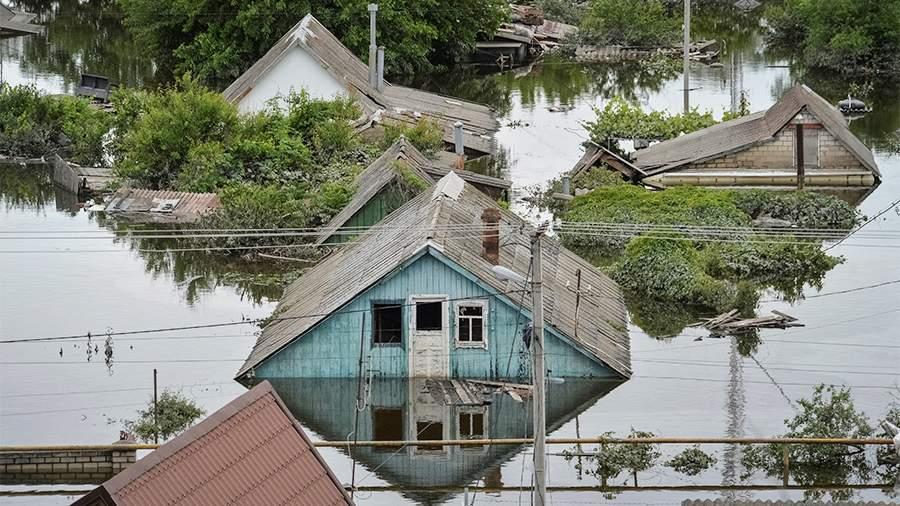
[691, 309, 803, 335]
[838, 96, 872, 115]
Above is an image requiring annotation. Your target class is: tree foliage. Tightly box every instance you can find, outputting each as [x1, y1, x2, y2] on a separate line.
[123, 390, 205, 443]
[0, 83, 110, 165]
[584, 97, 718, 142]
[118, 0, 508, 88]
[766, 0, 900, 75]
[666, 445, 718, 476]
[565, 429, 661, 485]
[579, 0, 680, 47]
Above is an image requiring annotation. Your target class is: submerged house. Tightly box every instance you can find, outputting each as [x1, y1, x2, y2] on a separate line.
[75, 381, 352, 506]
[0, 4, 42, 36]
[223, 14, 499, 157]
[103, 188, 221, 223]
[237, 172, 630, 381]
[315, 138, 511, 245]
[269, 377, 619, 505]
[572, 85, 880, 201]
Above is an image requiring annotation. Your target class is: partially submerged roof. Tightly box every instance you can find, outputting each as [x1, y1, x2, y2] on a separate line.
[223, 14, 499, 154]
[0, 4, 42, 36]
[74, 381, 352, 506]
[238, 172, 631, 379]
[633, 85, 880, 178]
[104, 188, 220, 223]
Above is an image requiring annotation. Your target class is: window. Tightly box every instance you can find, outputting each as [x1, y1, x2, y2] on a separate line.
[373, 303, 402, 345]
[416, 421, 445, 452]
[456, 301, 487, 347]
[459, 409, 487, 450]
[415, 301, 443, 331]
[372, 408, 404, 452]
[803, 127, 819, 167]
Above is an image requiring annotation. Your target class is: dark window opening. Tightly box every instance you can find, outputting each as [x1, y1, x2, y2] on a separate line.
[417, 421, 444, 451]
[373, 303, 402, 344]
[459, 412, 486, 449]
[458, 304, 485, 343]
[373, 408, 403, 452]
[415, 301, 443, 331]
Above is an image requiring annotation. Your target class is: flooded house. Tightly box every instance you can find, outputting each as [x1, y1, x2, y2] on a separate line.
[75, 381, 352, 506]
[572, 85, 881, 202]
[237, 172, 631, 381]
[0, 4, 42, 36]
[222, 13, 500, 158]
[315, 138, 511, 245]
[102, 188, 221, 224]
[268, 377, 620, 505]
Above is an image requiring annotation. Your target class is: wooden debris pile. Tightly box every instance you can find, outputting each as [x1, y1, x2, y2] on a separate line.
[691, 309, 803, 335]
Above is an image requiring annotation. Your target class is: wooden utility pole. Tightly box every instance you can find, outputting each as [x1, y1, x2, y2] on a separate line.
[350, 314, 367, 501]
[531, 225, 547, 506]
[795, 124, 805, 189]
[153, 369, 159, 444]
[683, 0, 691, 114]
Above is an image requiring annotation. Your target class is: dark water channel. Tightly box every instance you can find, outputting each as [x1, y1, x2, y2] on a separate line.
[1, 2, 899, 504]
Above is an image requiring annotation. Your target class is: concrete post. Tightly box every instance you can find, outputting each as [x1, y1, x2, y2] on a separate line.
[531, 227, 547, 506]
[368, 4, 378, 89]
[454, 121, 466, 170]
[376, 46, 385, 92]
[561, 174, 571, 195]
[683, 0, 691, 114]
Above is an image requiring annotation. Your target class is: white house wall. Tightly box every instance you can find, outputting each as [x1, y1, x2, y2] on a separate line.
[236, 45, 347, 114]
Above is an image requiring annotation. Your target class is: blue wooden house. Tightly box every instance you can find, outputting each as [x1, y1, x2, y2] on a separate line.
[236, 172, 631, 381]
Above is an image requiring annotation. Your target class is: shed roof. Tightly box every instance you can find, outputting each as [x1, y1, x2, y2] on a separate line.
[74, 381, 352, 506]
[104, 188, 220, 223]
[222, 14, 499, 154]
[633, 85, 880, 178]
[238, 172, 631, 379]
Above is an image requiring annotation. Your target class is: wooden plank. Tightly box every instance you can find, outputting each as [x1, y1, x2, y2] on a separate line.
[468, 379, 533, 390]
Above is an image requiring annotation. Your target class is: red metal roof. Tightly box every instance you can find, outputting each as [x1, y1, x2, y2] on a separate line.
[74, 382, 352, 506]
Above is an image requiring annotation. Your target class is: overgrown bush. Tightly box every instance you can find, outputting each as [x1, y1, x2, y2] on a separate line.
[666, 445, 718, 476]
[579, 0, 680, 47]
[584, 97, 717, 142]
[123, 390, 205, 443]
[0, 83, 110, 165]
[565, 429, 661, 484]
[382, 119, 445, 155]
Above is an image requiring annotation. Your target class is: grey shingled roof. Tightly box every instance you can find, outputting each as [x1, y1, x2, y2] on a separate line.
[237, 172, 630, 379]
[314, 138, 436, 245]
[222, 14, 499, 154]
[634, 85, 880, 178]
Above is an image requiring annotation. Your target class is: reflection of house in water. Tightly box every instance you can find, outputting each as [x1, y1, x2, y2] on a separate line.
[571, 85, 881, 205]
[267, 377, 620, 505]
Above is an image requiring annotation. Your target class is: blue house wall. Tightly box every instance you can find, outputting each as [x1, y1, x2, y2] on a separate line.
[256, 248, 618, 379]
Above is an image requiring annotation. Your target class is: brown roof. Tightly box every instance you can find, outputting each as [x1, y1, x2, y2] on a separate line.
[223, 14, 499, 154]
[74, 381, 352, 506]
[104, 188, 221, 223]
[633, 85, 880, 178]
[237, 172, 630, 379]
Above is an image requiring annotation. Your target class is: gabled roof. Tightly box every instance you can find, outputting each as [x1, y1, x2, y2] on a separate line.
[315, 137, 436, 244]
[74, 381, 352, 506]
[223, 14, 499, 154]
[633, 85, 880, 178]
[238, 172, 631, 379]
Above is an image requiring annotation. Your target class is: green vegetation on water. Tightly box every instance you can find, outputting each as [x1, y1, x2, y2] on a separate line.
[766, 0, 900, 76]
[117, 0, 509, 88]
[561, 185, 860, 333]
[584, 96, 721, 142]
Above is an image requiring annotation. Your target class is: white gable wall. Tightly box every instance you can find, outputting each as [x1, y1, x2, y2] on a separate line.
[236, 45, 347, 114]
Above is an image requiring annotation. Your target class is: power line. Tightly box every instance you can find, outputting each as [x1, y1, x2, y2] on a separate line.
[760, 278, 900, 303]
[825, 196, 900, 251]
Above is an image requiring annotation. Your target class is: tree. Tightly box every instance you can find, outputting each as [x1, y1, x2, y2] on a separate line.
[123, 390, 205, 443]
[579, 0, 680, 47]
[118, 0, 509, 88]
[766, 0, 900, 75]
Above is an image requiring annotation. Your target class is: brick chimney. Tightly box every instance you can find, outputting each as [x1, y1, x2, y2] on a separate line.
[481, 208, 501, 265]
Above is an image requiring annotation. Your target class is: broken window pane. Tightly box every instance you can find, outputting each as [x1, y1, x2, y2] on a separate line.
[416, 301, 443, 331]
[373, 303, 402, 344]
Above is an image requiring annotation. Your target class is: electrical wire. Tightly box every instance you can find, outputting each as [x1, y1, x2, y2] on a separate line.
[825, 196, 900, 251]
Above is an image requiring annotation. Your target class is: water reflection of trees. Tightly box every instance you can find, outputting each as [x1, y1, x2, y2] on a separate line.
[6, 0, 155, 89]
[0, 163, 55, 211]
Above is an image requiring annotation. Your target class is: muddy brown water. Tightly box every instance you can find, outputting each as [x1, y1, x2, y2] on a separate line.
[1, 2, 898, 504]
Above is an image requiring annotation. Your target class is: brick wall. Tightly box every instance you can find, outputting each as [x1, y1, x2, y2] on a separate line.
[0, 447, 136, 485]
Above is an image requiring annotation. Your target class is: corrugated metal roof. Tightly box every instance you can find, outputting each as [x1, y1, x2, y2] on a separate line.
[237, 172, 630, 379]
[104, 188, 220, 223]
[633, 85, 880, 179]
[222, 14, 499, 154]
[74, 382, 352, 506]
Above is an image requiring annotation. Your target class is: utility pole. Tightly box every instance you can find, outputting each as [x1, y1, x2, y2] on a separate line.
[153, 368, 159, 444]
[367, 3, 379, 89]
[683, 0, 691, 114]
[531, 224, 547, 506]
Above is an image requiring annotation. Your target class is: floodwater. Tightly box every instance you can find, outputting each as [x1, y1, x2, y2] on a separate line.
[1, 2, 899, 505]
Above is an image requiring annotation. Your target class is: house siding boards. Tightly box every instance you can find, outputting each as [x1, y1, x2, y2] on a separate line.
[256, 252, 614, 379]
[323, 186, 411, 244]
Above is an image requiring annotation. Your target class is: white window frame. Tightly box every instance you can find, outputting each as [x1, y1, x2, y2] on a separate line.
[457, 406, 489, 453]
[454, 300, 488, 349]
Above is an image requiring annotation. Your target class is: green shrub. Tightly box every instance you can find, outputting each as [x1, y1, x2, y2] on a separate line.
[0, 83, 110, 165]
[579, 0, 680, 47]
[584, 97, 718, 142]
[382, 119, 445, 156]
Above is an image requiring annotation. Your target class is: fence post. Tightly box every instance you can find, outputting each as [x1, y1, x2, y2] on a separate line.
[781, 445, 790, 486]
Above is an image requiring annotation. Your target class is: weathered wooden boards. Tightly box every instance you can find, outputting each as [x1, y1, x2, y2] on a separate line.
[691, 309, 803, 335]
